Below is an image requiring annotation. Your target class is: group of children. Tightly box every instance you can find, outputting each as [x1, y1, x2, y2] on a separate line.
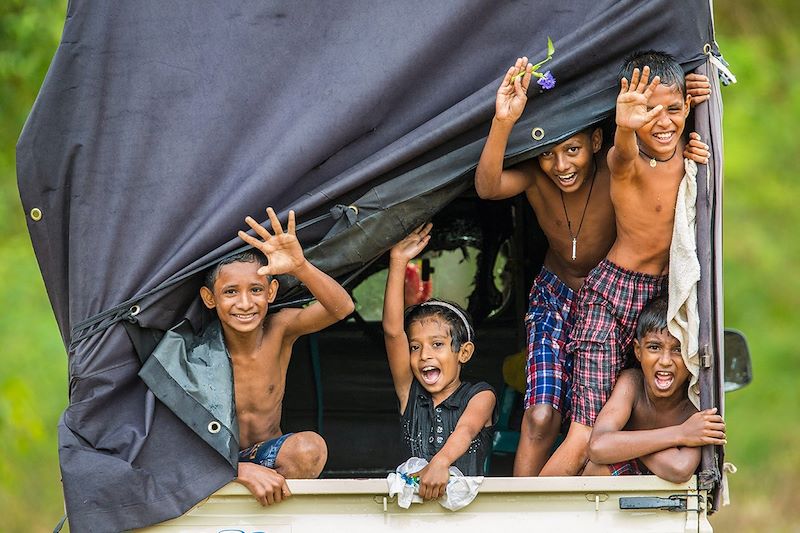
[196, 50, 726, 506]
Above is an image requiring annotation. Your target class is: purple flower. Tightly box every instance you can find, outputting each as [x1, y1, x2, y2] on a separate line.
[537, 70, 556, 90]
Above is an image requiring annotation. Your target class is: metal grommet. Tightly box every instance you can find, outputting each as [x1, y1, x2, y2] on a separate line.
[207, 421, 221, 434]
[531, 127, 545, 141]
[129, 305, 141, 316]
[30, 208, 43, 221]
[703, 43, 712, 55]
[348, 205, 359, 216]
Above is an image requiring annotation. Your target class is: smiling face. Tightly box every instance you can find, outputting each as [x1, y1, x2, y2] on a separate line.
[407, 316, 474, 401]
[637, 83, 691, 158]
[537, 128, 602, 193]
[634, 328, 690, 399]
[200, 260, 278, 335]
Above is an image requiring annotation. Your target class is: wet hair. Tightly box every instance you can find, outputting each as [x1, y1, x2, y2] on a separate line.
[635, 294, 669, 341]
[403, 298, 475, 352]
[620, 50, 685, 96]
[203, 250, 268, 290]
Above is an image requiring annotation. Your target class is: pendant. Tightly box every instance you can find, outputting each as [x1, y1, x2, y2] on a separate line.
[571, 237, 577, 261]
[649, 158, 657, 168]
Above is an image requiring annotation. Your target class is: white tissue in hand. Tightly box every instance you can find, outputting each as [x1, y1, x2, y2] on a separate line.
[386, 457, 483, 511]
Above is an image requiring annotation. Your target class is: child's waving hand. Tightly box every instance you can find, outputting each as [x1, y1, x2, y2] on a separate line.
[239, 207, 305, 276]
[495, 57, 533, 123]
[390, 223, 433, 264]
[616, 66, 663, 131]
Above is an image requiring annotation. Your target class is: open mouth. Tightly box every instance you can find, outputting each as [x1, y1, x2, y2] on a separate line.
[233, 313, 258, 322]
[654, 371, 674, 391]
[556, 172, 578, 187]
[652, 131, 675, 145]
[421, 366, 441, 385]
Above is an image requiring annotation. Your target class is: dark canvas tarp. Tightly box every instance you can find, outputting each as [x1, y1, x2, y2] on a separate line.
[16, 1, 719, 530]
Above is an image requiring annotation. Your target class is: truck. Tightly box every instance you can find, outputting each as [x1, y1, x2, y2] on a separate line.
[16, 1, 750, 531]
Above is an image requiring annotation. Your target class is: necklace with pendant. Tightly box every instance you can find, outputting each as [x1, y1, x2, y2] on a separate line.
[559, 160, 597, 261]
[638, 146, 678, 168]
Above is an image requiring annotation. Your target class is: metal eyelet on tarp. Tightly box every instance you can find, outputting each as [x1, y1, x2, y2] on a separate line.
[531, 127, 545, 141]
[207, 421, 221, 434]
[30, 208, 43, 221]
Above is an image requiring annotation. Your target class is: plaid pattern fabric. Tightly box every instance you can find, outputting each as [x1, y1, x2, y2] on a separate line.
[524, 266, 576, 415]
[609, 458, 649, 476]
[569, 259, 667, 426]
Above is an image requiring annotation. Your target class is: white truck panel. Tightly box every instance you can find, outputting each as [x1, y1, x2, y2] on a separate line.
[137, 476, 712, 533]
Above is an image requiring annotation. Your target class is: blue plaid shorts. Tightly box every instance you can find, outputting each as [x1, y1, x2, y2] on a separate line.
[524, 266, 576, 415]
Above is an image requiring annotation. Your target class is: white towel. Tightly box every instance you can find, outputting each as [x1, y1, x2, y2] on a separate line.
[667, 158, 700, 408]
[387, 457, 484, 511]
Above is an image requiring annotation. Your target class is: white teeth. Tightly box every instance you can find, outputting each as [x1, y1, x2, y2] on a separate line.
[422, 366, 435, 372]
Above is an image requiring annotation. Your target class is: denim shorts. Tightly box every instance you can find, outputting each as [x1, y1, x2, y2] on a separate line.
[238, 433, 293, 469]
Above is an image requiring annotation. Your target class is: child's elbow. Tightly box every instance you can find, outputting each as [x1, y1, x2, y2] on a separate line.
[659, 457, 698, 483]
[335, 298, 355, 320]
[587, 434, 606, 464]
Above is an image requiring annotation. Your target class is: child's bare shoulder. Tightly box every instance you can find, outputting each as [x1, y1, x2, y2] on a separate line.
[262, 307, 299, 334]
[617, 368, 643, 388]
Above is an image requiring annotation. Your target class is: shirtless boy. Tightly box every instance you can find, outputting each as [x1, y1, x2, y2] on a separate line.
[583, 295, 726, 481]
[200, 207, 354, 505]
[475, 57, 708, 476]
[541, 50, 704, 475]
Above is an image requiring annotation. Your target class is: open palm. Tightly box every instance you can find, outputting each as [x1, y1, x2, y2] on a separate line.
[238, 208, 305, 276]
[616, 66, 662, 130]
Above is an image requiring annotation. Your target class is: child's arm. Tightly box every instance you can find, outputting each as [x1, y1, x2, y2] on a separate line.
[236, 462, 291, 506]
[383, 224, 432, 409]
[475, 58, 538, 200]
[589, 373, 726, 481]
[637, 408, 726, 482]
[608, 66, 664, 179]
[414, 390, 495, 500]
[238, 208, 354, 337]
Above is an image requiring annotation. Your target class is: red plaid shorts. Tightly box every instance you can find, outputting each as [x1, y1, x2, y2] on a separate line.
[609, 458, 650, 476]
[568, 259, 667, 426]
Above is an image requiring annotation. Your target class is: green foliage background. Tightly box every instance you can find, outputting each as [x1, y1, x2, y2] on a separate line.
[0, 2, 797, 531]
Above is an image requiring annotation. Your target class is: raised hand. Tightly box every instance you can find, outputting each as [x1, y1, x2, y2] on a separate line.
[495, 57, 533, 123]
[238, 207, 306, 277]
[390, 223, 432, 264]
[616, 66, 663, 131]
[683, 132, 710, 165]
[685, 73, 711, 107]
[679, 408, 726, 447]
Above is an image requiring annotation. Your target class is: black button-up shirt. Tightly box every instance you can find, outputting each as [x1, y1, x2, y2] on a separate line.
[401, 379, 496, 476]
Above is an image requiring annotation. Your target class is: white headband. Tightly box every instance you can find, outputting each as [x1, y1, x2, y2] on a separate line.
[419, 301, 472, 343]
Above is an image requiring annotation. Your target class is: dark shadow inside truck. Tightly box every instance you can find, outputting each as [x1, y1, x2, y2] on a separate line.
[282, 191, 549, 477]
